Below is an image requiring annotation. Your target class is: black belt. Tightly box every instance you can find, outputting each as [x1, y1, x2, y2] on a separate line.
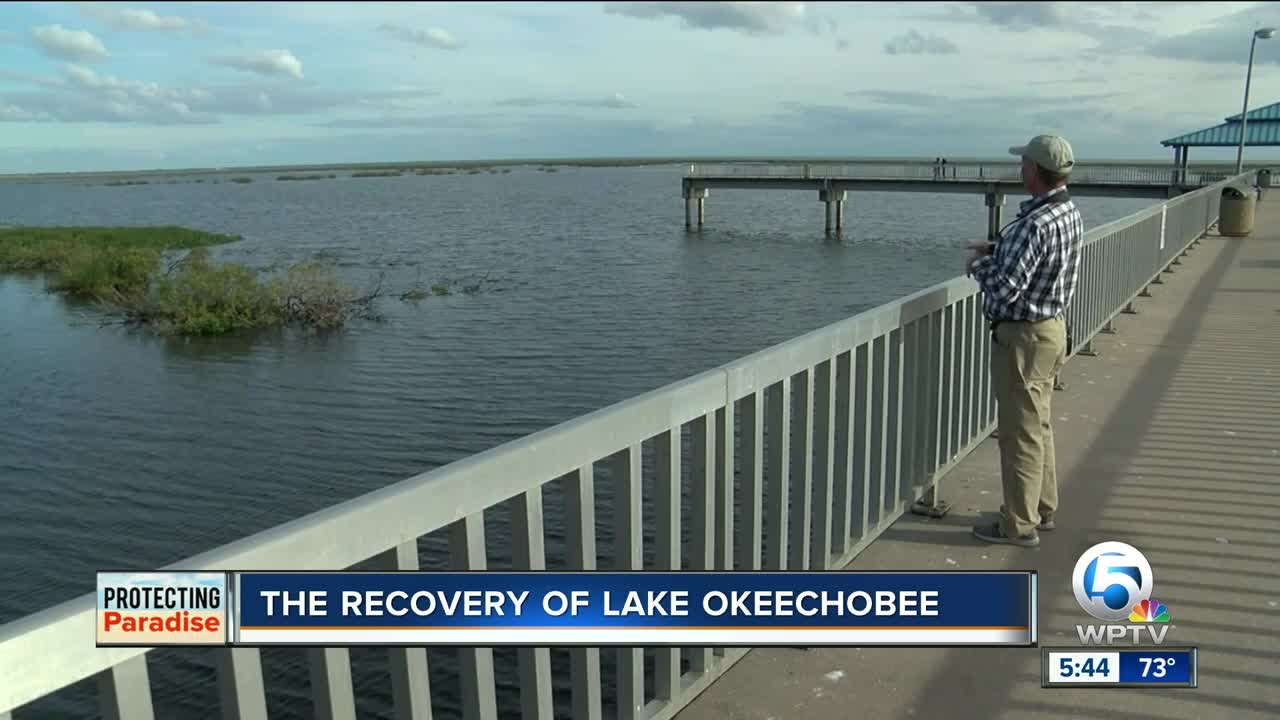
[989, 316, 1063, 335]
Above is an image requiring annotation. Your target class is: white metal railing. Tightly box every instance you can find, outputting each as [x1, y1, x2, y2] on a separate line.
[0, 174, 1244, 720]
[685, 161, 1244, 187]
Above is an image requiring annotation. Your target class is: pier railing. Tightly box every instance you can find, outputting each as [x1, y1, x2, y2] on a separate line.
[0, 173, 1246, 720]
[1063, 173, 1232, 357]
[686, 161, 1239, 187]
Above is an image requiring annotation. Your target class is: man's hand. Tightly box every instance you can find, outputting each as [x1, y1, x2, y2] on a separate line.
[965, 241, 994, 275]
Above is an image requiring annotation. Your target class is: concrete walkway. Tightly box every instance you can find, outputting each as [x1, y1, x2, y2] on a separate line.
[676, 200, 1280, 720]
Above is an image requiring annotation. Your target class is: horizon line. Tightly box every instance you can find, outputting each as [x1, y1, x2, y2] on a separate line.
[0, 154, 1252, 180]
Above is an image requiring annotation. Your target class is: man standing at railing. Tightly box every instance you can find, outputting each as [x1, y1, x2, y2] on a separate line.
[964, 134, 1084, 547]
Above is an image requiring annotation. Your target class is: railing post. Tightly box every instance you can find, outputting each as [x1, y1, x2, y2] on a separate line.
[715, 405, 735, 572]
[308, 648, 357, 720]
[563, 466, 603, 720]
[449, 516, 498, 720]
[654, 429, 681, 701]
[788, 369, 814, 571]
[812, 358, 836, 570]
[611, 445, 644, 720]
[737, 392, 764, 572]
[765, 378, 791, 570]
[831, 352, 854, 557]
[512, 489, 554, 720]
[216, 649, 268, 720]
[912, 310, 951, 519]
[98, 656, 155, 720]
[374, 542, 431, 720]
[691, 416, 716, 673]
[852, 344, 872, 537]
[869, 337, 889, 527]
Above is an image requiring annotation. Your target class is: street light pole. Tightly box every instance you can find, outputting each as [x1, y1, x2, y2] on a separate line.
[1236, 27, 1276, 174]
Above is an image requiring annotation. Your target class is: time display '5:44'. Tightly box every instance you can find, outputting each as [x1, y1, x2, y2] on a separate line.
[1061, 657, 1111, 677]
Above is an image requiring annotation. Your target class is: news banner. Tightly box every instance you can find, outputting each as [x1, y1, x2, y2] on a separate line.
[95, 542, 1198, 689]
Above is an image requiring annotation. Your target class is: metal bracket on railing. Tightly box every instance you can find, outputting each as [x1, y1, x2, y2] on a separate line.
[911, 485, 952, 518]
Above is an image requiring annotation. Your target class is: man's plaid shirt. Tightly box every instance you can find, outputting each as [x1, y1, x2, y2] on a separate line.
[969, 186, 1084, 323]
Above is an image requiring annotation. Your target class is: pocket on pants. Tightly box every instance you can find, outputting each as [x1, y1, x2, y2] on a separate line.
[999, 323, 1062, 386]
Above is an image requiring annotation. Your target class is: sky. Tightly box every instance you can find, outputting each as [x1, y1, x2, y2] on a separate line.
[3, 1, 1280, 173]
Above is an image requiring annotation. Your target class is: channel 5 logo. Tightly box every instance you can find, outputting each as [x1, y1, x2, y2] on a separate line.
[1073, 541, 1172, 645]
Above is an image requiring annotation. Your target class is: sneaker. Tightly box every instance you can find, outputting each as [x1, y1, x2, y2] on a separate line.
[973, 522, 1039, 547]
[1000, 505, 1055, 531]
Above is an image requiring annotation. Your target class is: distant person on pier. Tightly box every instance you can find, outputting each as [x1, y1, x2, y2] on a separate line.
[964, 134, 1083, 547]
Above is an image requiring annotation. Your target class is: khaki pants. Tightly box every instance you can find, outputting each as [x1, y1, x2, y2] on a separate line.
[992, 317, 1067, 538]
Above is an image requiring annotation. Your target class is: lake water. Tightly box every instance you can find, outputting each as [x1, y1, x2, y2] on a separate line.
[0, 165, 1152, 717]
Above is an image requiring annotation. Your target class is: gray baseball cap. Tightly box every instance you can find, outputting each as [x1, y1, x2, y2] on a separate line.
[1009, 134, 1074, 173]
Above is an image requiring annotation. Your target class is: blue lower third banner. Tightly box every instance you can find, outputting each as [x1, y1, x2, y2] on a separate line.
[233, 571, 1036, 647]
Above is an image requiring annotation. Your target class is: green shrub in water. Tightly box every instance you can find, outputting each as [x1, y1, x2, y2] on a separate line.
[141, 248, 277, 335]
[50, 247, 160, 300]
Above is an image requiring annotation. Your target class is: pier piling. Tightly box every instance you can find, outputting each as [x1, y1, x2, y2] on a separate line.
[985, 192, 1004, 241]
[682, 185, 709, 230]
[819, 189, 847, 236]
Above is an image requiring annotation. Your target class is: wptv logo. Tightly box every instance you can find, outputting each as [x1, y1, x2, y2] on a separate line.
[1072, 541, 1173, 646]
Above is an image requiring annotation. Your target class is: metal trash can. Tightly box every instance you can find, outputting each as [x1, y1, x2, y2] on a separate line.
[1219, 185, 1256, 237]
[1259, 168, 1272, 187]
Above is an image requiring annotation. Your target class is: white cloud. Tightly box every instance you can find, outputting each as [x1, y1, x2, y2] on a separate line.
[207, 50, 305, 80]
[378, 23, 463, 50]
[884, 30, 959, 56]
[55, 64, 209, 123]
[1, 63, 438, 125]
[1144, 6, 1280, 66]
[496, 92, 636, 109]
[79, 4, 209, 34]
[605, 1, 809, 35]
[31, 25, 109, 62]
[0, 64, 212, 124]
[967, 1, 1070, 30]
[0, 103, 43, 121]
